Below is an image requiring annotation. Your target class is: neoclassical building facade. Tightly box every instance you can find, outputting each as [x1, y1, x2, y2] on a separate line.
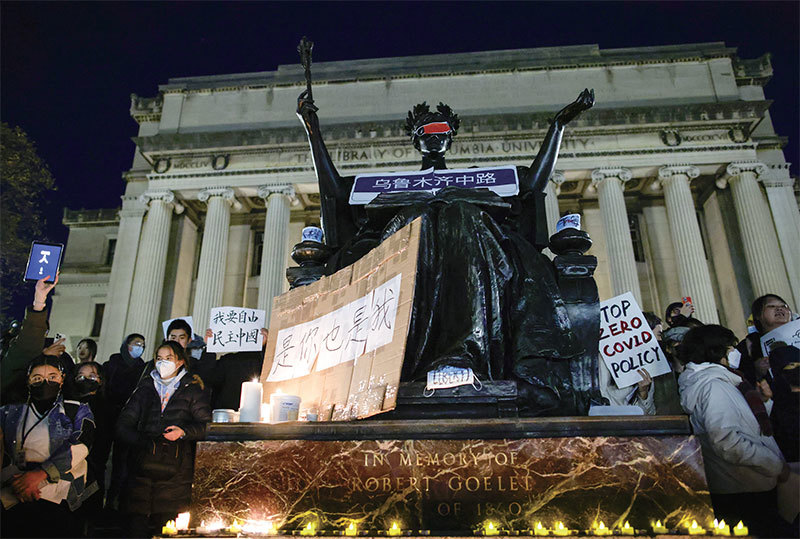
[51, 42, 799, 361]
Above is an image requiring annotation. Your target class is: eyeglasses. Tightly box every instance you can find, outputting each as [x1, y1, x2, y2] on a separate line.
[764, 303, 790, 311]
[76, 373, 100, 382]
[29, 373, 62, 384]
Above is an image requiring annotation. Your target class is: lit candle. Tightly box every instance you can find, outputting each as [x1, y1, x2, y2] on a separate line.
[591, 521, 611, 536]
[651, 520, 668, 534]
[239, 379, 263, 422]
[161, 520, 177, 536]
[387, 521, 403, 536]
[270, 391, 301, 422]
[732, 521, 748, 536]
[483, 520, 499, 536]
[533, 522, 548, 536]
[200, 519, 225, 534]
[175, 512, 190, 531]
[618, 521, 634, 536]
[345, 522, 358, 536]
[229, 520, 243, 534]
[552, 521, 569, 536]
[244, 520, 277, 535]
[713, 519, 731, 536]
[687, 520, 705, 535]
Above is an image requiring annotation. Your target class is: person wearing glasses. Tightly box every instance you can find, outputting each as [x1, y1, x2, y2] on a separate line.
[0, 355, 96, 537]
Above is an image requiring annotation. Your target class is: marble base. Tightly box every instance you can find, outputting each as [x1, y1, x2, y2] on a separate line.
[192, 418, 713, 534]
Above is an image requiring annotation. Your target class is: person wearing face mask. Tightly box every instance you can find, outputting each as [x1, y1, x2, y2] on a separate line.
[69, 362, 112, 533]
[678, 325, 794, 538]
[115, 341, 211, 538]
[1, 355, 96, 538]
[104, 333, 146, 512]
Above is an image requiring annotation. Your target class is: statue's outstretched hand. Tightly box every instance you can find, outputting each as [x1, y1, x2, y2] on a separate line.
[297, 89, 319, 118]
[554, 88, 594, 127]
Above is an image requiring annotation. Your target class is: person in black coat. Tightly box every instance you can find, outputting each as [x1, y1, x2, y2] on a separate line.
[104, 333, 147, 511]
[115, 341, 211, 538]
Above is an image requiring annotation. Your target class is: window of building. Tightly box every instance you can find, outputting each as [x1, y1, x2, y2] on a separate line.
[90, 304, 105, 337]
[105, 238, 117, 266]
[629, 215, 646, 263]
[251, 231, 264, 277]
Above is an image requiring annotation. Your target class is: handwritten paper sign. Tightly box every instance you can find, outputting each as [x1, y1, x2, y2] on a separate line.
[207, 307, 266, 353]
[599, 292, 671, 388]
[261, 218, 422, 421]
[761, 318, 800, 356]
[162, 316, 194, 338]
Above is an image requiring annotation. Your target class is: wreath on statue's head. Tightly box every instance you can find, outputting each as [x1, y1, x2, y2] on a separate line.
[404, 102, 461, 139]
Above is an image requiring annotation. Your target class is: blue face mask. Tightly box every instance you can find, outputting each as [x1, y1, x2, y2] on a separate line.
[129, 345, 144, 358]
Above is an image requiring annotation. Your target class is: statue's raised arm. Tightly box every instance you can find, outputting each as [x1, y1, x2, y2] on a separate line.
[522, 88, 594, 194]
[295, 38, 354, 250]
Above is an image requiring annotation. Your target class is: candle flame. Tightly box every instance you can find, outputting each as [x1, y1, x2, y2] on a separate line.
[735, 521, 744, 529]
[556, 521, 564, 529]
[623, 521, 632, 528]
[176, 512, 190, 531]
[655, 520, 662, 527]
[348, 523, 355, 531]
[535, 522, 543, 529]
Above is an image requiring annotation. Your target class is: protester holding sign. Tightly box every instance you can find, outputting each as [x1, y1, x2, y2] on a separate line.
[597, 293, 672, 415]
[678, 324, 793, 538]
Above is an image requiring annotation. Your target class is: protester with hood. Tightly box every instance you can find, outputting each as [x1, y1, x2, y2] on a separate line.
[678, 324, 792, 537]
[1, 355, 96, 537]
[69, 361, 112, 532]
[104, 333, 146, 511]
[116, 340, 211, 538]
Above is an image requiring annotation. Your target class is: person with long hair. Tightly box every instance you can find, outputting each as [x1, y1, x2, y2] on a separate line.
[679, 325, 793, 537]
[115, 341, 211, 538]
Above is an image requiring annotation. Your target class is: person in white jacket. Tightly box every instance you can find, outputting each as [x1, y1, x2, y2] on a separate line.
[678, 325, 793, 538]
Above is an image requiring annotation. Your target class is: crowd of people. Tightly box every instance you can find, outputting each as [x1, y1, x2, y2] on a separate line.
[1, 274, 798, 537]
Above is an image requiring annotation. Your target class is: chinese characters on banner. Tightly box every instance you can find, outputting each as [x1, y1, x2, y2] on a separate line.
[267, 274, 401, 381]
[207, 307, 266, 353]
[349, 165, 519, 204]
[599, 292, 671, 388]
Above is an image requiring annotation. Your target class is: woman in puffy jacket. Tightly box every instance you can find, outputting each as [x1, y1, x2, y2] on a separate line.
[678, 325, 793, 538]
[116, 340, 211, 538]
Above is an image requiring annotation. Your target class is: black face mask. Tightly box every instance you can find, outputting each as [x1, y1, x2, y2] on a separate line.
[74, 378, 101, 397]
[29, 380, 61, 405]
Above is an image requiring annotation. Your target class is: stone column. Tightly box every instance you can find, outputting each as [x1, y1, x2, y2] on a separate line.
[97, 196, 146, 361]
[543, 171, 565, 259]
[761, 164, 800, 308]
[658, 165, 719, 323]
[591, 168, 642, 303]
[257, 185, 295, 320]
[125, 190, 180, 350]
[192, 187, 236, 331]
[727, 162, 793, 301]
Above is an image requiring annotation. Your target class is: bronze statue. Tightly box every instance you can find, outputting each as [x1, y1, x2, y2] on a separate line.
[296, 41, 596, 414]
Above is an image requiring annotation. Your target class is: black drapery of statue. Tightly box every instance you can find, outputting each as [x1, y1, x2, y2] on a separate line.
[296, 63, 595, 414]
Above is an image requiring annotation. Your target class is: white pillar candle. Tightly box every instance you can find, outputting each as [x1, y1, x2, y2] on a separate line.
[238, 380, 263, 422]
[270, 393, 301, 423]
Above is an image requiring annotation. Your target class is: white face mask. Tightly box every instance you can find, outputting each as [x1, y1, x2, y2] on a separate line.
[156, 360, 178, 379]
[727, 348, 742, 370]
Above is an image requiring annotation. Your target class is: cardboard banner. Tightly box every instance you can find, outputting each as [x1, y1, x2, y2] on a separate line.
[207, 307, 266, 353]
[350, 166, 519, 204]
[599, 292, 671, 388]
[761, 318, 800, 357]
[261, 218, 422, 420]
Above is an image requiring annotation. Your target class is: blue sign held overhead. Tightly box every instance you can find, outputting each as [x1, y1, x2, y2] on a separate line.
[349, 165, 519, 205]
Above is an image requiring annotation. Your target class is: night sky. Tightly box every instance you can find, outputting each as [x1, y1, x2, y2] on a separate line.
[2, 1, 798, 246]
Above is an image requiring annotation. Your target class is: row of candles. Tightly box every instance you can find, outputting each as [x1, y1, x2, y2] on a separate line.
[162, 514, 751, 537]
[239, 381, 306, 423]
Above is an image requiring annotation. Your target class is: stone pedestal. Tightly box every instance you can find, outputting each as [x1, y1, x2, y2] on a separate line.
[192, 187, 235, 330]
[257, 185, 294, 320]
[125, 191, 179, 349]
[658, 166, 719, 323]
[193, 417, 712, 534]
[591, 168, 642, 304]
[727, 162, 792, 301]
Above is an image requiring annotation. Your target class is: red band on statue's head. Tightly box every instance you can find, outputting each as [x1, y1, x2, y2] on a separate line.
[416, 122, 451, 136]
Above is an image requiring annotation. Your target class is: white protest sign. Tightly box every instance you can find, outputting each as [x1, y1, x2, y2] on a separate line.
[162, 316, 194, 338]
[761, 318, 800, 357]
[599, 292, 671, 388]
[207, 307, 265, 353]
[266, 273, 402, 382]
